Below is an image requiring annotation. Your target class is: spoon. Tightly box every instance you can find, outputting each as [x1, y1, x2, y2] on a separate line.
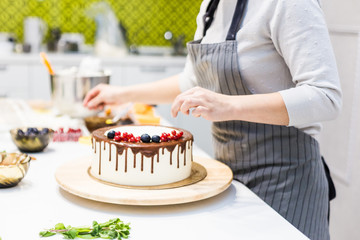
[40, 52, 55, 75]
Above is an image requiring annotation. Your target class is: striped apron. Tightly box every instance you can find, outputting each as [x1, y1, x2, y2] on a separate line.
[187, 0, 330, 239]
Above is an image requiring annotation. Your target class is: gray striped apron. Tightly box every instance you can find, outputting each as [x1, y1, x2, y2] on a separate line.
[187, 0, 330, 239]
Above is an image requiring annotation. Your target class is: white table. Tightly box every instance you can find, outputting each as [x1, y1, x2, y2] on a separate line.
[0, 135, 309, 240]
[0, 99, 309, 240]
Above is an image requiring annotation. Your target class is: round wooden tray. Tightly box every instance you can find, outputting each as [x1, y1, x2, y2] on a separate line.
[55, 156, 233, 206]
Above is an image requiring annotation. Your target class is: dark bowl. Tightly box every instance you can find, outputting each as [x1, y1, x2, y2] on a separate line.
[0, 152, 32, 188]
[10, 128, 54, 153]
[84, 116, 117, 133]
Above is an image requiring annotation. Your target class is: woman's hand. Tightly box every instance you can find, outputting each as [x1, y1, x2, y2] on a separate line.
[83, 84, 126, 110]
[171, 86, 290, 125]
[171, 87, 232, 121]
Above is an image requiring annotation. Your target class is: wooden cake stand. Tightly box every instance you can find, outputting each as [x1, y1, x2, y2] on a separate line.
[55, 156, 233, 206]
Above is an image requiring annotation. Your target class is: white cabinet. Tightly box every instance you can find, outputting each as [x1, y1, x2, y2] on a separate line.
[122, 65, 183, 86]
[0, 63, 29, 98]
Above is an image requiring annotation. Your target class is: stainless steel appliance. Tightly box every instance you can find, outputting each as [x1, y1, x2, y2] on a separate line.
[50, 68, 111, 118]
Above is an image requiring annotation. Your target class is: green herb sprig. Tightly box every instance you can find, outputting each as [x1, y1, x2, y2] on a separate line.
[39, 218, 130, 239]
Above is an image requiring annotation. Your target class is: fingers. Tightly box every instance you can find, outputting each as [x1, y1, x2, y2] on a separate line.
[191, 106, 208, 118]
[86, 94, 105, 110]
[83, 85, 101, 107]
[171, 87, 207, 118]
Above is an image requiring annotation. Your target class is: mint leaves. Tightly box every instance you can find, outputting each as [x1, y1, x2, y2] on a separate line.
[39, 218, 130, 239]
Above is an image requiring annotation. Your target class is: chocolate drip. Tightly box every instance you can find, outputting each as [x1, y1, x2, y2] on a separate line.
[184, 145, 187, 166]
[151, 156, 154, 173]
[109, 144, 111, 162]
[124, 151, 127, 173]
[157, 149, 160, 162]
[177, 145, 180, 168]
[116, 149, 119, 171]
[164, 145, 176, 165]
[94, 139, 96, 154]
[104, 143, 106, 150]
[98, 141, 101, 175]
[177, 141, 187, 166]
[133, 153, 136, 168]
[141, 155, 144, 171]
[125, 148, 128, 172]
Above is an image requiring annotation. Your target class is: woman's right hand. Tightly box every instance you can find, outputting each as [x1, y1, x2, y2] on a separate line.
[83, 84, 126, 110]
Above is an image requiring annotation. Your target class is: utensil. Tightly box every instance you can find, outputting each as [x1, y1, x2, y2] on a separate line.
[106, 103, 133, 124]
[50, 68, 111, 118]
[40, 52, 55, 75]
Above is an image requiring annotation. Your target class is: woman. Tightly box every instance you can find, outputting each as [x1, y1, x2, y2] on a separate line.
[83, 0, 342, 239]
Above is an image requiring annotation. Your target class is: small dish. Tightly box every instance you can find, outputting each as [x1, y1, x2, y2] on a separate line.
[84, 116, 133, 133]
[10, 127, 54, 152]
[0, 152, 32, 188]
[84, 116, 117, 133]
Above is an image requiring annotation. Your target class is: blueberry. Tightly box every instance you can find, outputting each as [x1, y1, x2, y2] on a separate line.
[40, 128, 49, 135]
[141, 134, 151, 143]
[151, 135, 161, 143]
[107, 130, 116, 139]
[27, 127, 39, 134]
[32, 128, 39, 134]
[17, 129, 25, 137]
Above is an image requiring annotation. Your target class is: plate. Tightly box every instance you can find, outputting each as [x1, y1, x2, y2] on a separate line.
[55, 156, 233, 205]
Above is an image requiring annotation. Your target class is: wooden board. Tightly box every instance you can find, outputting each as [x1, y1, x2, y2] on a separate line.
[87, 162, 208, 190]
[55, 156, 233, 206]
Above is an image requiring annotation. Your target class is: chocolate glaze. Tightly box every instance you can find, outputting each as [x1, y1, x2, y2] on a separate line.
[92, 125, 193, 175]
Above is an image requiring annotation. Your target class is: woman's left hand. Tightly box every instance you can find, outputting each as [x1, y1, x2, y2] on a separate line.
[171, 87, 232, 121]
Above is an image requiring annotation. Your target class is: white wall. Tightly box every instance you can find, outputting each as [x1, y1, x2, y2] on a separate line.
[319, 1, 360, 240]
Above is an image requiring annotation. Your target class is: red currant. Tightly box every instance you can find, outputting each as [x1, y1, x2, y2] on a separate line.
[115, 131, 121, 136]
[123, 132, 128, 138]
[171, 130, 177, 136]
[114, 136, 121, 141]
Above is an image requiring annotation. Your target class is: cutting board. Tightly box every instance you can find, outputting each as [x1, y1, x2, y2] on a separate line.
[55, 156, 233, 205]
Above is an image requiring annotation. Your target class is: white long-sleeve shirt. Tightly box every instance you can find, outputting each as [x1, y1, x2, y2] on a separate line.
[179, 0, 342, 138]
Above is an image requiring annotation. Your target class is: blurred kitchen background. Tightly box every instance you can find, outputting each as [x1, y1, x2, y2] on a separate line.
[0, 0, 359, 239]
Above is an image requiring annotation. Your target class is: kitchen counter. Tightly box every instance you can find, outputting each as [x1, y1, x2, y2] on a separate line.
[0, 52, 187, 66]
[0, 100, 309, 240]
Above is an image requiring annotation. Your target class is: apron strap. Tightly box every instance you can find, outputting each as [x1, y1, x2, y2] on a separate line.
[202, 0, 220, 37]
[201, 0, 248, 40]
[226, 0, 248, 40]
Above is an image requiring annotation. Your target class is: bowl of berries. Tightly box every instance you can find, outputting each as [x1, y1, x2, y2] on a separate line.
[10, 127, 54, 153]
